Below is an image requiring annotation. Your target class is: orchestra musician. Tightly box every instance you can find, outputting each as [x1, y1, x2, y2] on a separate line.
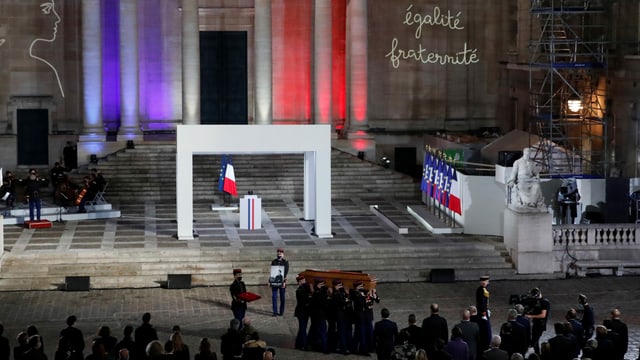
[0, 171, 16, 208]
[54, 175, 79, 207]
[75, 175, 97, 213]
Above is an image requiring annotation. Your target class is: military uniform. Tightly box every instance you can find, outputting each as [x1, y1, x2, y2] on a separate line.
[294, 275, 312, 350]
[229, 269, 247, 323]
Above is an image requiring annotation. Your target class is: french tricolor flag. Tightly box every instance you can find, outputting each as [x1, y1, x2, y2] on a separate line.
[223, 162, 238, 196]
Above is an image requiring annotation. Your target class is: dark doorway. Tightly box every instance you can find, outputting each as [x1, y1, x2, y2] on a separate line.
[394, 147, 419, 178]
[17, 109, 49, 165]
[200, 31, 248, 124]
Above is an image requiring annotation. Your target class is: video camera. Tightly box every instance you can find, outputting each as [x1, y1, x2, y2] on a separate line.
[511, 288, 542, 314]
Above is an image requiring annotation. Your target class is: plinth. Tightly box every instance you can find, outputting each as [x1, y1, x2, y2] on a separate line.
[503, 208, 553, 274]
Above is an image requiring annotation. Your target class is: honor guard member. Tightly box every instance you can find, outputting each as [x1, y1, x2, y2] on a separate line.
[230, 269, 247, 323]
[525, 287, 550, 355]
[330, 279, 351, 355]
[308, 278, 329, 353]
[351, 280, 369, 356]
[270, 248, 289, 316]
[294, 275, 312, 351]
[365, 287, 381, 353]
[475, 275, 492, 345]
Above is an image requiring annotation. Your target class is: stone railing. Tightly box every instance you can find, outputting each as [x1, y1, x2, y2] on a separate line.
[552, 223, 640, 275]
[552, 224, 638, 246]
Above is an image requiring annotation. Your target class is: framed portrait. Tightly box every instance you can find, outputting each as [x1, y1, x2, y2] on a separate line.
[269, 265, 285, 287]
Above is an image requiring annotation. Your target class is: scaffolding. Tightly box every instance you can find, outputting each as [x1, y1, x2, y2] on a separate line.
[529, 0, 609, 176]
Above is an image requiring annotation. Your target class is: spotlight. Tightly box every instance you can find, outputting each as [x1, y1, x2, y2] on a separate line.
[567, 98, 582, 113]
[379, 156, 391, 169]
[357, 151, 365, 160]
[126, 140, 135, 149]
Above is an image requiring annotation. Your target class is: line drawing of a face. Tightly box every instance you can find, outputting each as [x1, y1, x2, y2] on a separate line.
[29, 0, 64, 97]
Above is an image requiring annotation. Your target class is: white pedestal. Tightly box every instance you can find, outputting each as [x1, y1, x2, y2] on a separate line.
[504, 208, 553, 274]
[239, 195, 262, 230]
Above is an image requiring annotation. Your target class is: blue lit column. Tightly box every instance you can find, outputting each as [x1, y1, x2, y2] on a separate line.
[80, 0, 104, 140]
[119, 0, 142, 139]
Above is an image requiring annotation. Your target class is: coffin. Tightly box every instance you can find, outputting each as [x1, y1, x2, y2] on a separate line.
[299, 269, 377, 290]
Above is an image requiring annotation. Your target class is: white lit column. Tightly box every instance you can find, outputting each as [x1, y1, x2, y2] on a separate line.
[255, 0, 272, 124]
[182, 0, 200, 125]
[119, 0, 142, 139]
[346, 0, 368, 132]
[313, 0, 332, 125]
[80, 0, 104, 140]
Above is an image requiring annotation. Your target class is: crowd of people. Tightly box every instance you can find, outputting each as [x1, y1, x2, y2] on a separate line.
[279, 275, 628, 360]
[0, 163, 107, 219]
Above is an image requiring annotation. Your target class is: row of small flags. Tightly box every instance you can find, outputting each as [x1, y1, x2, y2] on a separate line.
[217, 155, 238, 196]
[420, 152, 462, 215]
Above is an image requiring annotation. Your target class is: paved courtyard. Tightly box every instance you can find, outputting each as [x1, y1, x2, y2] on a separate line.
[0, 276, 638, 359]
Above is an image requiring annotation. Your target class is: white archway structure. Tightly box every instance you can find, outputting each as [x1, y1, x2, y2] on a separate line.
[176, 125, 333, 240]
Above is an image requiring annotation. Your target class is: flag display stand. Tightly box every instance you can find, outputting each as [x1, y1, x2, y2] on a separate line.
[239, 194, 261, 230]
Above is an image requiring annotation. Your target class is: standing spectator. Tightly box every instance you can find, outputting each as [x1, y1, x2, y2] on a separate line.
[456, 309, 480, 360]
[565, 309, 584, 350]
[524, 288, 550, 355]
[115, 326, 135, 359]
[134, 313, 158, 360]
[60, 316, 85, 359]
[240, 319, 258, 344]
[22, 336, 45, 360]
[444, 327, 469, 360]
[230, 269, 248, 323]
[547, 323, 573, 360]
[26, 327, 43, 355]
[0, 324, 9, 360]
[166, 332, 188, 360]
[498, 309, 527, 358]
[482, 335, 508, 360]
[293, 275, 311, 351]
[373, 308, 398, 360]
[578, 294, 594, 342]
[95, 326, 117, 359]
[470, 306, 490, 354]
[194, 338, 216, 360]
[400, 313, 426, 352]
[14, 332, 29, 360]
[603, 308, 628, 360]
[475, 275, 492, 345]
[513, 305, 531, 352]
[422, 303, 449, 359]
[220, 319, 242, 360]
[269, 248, 288, 317]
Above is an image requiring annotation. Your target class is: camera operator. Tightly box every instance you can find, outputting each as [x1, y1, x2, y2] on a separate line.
[524, 287, 550, 355]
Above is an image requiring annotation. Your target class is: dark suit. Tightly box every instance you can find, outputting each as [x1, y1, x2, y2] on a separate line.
[498, 321, 527, 357]
[548, 334, 575, 360]
[374, 318, 398, 360]
[603, 318, 628, 360]
[400, 324, 427, 351]
[481, 347, 508, 360]
[422, 314, 448, 359]
[456, 320, 480, 360]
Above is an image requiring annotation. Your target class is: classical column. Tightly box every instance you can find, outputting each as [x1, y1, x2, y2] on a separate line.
[119, 0, 142, 138]
[313, 0, 332, 125]
[346, 0, 368, 133]
[182, 0, 200, 125]
[80, 0, 104, 140]
[255, 0, 272, 125]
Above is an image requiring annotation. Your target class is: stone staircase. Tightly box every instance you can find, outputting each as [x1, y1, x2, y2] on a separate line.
[88, 144, 420, 203]
[0, 242, 515, 291]
[0, 142, 518, 291]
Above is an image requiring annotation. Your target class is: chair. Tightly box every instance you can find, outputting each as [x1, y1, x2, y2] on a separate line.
[85, 181, 108, 210]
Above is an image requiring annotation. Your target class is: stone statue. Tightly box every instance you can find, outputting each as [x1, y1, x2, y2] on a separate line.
[507, 148, 546, 212]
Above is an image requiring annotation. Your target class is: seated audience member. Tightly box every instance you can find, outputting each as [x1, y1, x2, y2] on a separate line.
[240, 318, 259, 344]
[242, 333, 266, 360]
[194, 338, 217, 360]
[220, 319, 243, 360]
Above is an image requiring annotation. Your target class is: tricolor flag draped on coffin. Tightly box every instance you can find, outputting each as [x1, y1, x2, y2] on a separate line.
[217, 155, 238, 197]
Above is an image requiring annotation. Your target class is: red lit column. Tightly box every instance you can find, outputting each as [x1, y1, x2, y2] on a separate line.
[119, 0, 142, 139]
[255, 0, 272, 125]
[346, 0, 368, 133]
[182, 0, 200, 125]
[313, 0, 332, 125]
